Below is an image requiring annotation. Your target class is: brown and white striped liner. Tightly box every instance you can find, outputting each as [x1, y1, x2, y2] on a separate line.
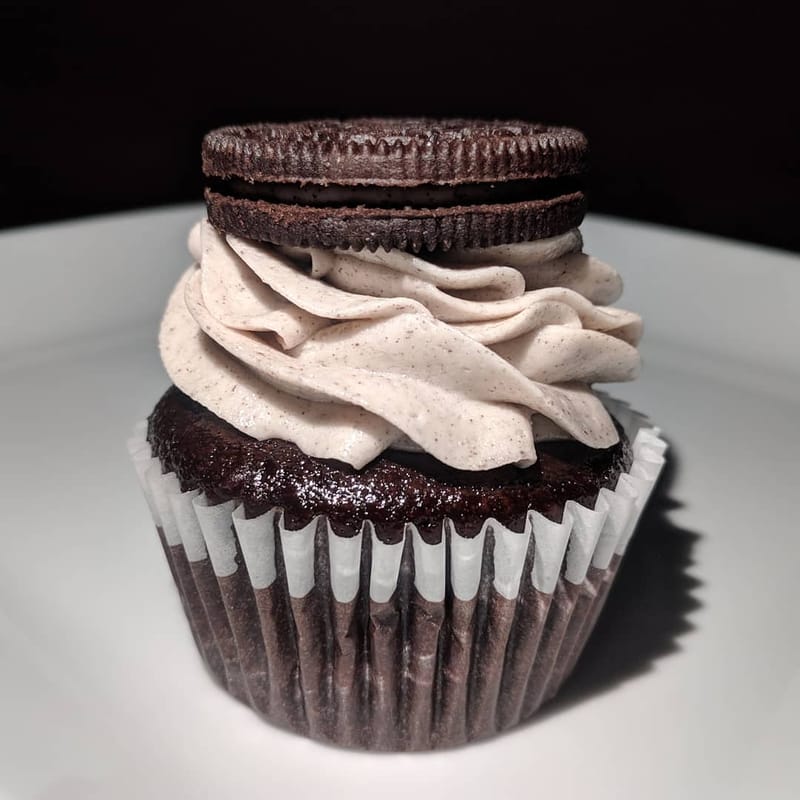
[128, 398, 666, 750]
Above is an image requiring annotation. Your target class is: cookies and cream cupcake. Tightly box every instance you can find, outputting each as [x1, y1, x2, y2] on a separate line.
[129, 119, 666, 750]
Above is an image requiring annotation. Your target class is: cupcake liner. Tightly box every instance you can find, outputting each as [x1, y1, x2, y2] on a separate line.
[128, 398, 666, 750]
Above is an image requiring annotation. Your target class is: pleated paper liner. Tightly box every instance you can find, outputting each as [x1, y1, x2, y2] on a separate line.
[128, 397, 666, 750]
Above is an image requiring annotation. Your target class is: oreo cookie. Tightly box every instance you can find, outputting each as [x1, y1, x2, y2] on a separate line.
[202, 119, 588, 252]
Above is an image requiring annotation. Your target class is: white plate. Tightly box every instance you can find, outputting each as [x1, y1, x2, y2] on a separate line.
[1, 207, 798, 800]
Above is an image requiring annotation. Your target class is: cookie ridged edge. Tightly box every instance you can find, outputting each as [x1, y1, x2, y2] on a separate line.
[205, 190, 586, 253]
[202, 119, 588, 187]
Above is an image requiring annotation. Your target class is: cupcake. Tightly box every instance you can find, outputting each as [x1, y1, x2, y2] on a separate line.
[128, 119, 666, 750]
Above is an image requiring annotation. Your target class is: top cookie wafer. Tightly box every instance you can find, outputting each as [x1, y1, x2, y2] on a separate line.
[202, 118, 589, 252]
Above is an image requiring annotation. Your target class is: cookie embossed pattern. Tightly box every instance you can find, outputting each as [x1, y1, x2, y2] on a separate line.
[130, 119, 666, 750]
[202, 119, 588, 252]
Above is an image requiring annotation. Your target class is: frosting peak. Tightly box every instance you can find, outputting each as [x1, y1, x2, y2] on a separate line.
[160, 220, 641, 470]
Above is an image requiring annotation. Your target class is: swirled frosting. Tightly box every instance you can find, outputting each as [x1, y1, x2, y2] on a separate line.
[159, 220, 641, 470]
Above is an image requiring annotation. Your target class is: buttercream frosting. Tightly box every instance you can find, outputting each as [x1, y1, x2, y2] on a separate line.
[159, 220, 641, 470]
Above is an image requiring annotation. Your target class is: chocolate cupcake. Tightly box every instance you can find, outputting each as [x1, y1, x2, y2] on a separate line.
[128, 119, 666, 750]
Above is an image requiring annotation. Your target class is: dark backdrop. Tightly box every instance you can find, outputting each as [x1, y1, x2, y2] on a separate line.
[2, 0, 798, 251]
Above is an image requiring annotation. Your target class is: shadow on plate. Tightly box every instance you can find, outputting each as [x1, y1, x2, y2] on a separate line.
[535, 442, 702, 721]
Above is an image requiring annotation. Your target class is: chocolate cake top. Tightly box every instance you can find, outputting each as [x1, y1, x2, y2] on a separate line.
[148, 387, 632, 544]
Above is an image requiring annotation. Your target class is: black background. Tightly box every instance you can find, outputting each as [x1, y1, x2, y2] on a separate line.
[2, 0, 798, 251]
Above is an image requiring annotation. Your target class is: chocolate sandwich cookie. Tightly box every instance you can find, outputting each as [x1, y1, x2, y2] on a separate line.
[148, 386, 632, 543]
[202, 118, 588, 252]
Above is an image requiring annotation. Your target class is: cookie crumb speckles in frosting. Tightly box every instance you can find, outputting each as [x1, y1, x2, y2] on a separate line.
[160, 220, 641, 470]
